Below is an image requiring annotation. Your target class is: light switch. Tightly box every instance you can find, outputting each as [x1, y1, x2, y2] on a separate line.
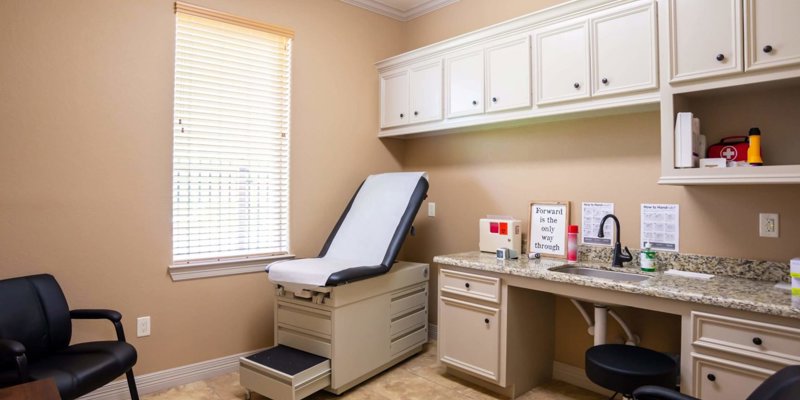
[428, 202, 436, 217]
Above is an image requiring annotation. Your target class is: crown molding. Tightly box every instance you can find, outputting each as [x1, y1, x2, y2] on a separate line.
[341, 0, 459, 21]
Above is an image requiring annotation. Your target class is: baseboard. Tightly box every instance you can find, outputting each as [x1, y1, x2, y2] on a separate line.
[428, 323, 437, 341]
[79, 348, 266, 400]
[552, 361, 613, 397]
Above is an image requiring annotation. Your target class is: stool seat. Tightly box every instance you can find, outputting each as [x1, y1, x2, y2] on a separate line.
[586, 344, 676, 396]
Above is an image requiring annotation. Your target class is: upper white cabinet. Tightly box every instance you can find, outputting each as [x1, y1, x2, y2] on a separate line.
[745, 0, 800, 71]
[377, 0, 662, 137]
[535, 0, 657, 104]
[591, 0, 658, 96]
[446, 49, 484, 118]
[485, 36, 532, 113]
[409, 60, 443, 124]
[380, 59, 442, 129]
[534, 19, 591, 105]
[669, 0, 742, 82]
[380, 70, 410, 128]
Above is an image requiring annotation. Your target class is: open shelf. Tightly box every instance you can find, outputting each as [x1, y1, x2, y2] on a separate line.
[661, 77, 800, 185]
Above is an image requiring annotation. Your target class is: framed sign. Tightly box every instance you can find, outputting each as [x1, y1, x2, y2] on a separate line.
[529, 201, 570, 258]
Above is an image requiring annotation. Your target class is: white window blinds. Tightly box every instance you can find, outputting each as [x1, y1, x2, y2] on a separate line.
[173, 6, 292, 264]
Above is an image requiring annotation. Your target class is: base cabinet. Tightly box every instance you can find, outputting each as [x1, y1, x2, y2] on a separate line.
[439, 296, 501, 382]
[691, 354, 772, 400]
[689, 311, 800, 399]
[437, 267, 554, 397]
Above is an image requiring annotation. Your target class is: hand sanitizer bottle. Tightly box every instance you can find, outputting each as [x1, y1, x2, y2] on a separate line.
[640, 242, 656, 272]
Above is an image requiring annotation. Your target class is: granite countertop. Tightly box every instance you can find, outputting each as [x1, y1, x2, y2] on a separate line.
[433, 251, 799, 320]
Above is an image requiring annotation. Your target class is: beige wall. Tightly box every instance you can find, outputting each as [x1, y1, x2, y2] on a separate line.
[400, 0, 800, 368]
[0, 0, 404, 374]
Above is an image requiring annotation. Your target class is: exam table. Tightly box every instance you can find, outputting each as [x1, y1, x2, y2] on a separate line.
[239, 172, 430, 400]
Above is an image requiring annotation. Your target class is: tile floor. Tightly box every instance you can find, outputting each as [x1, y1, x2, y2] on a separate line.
[142, 343, 603, 400]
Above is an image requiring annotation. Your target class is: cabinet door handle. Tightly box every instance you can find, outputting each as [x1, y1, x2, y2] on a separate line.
[414, 111, 419, 116]
[464, 282, 470, 289]
[707, 373, 716, 382]
[716, 53, 725, 61]
[472, 100, 478, 106]
[484, 318, 490, 324]
[492, 97, 498, 103]
[601, 78, 609, 85]
[573, 82, 581, 89]
[763, 45, 773, 53]
[400, 113, 404, 118]
[753, 337, 763, 345]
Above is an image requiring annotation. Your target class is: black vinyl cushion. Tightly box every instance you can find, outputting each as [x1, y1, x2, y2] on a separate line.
[0, 274, 138, 399]
[586, 344, 677, 395]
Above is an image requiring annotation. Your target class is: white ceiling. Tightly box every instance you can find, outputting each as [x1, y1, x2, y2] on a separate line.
[341, 0, 460, 21]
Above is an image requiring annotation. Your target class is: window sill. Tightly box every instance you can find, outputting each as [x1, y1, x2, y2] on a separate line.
[168, 254, 295, 281]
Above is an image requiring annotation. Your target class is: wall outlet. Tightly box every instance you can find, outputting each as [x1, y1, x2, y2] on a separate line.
[428, 202, 436, 217]
[759, 213, 779, 238]
[137, 316, 151, 337]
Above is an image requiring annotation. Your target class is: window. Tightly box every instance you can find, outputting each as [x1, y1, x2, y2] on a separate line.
[171, 2, 293, 278]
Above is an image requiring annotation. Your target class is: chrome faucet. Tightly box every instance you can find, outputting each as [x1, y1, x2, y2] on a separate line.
[597, 214, 633, 267]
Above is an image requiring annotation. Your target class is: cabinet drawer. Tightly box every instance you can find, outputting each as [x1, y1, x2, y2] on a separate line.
[692, 311, 800, 363]
[277, 302, 332, 337]
[440, 269, 500, 303]
[439, 296, 501, 383]
[692, 353, 772, 400]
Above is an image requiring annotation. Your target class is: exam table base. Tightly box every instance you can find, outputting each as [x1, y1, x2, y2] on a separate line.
[240, 262, 430, 400]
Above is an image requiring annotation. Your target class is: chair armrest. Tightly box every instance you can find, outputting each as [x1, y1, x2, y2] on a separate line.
[0, 339, 30, 382]
[70, 309, 127, 342]
[633, 386, 699, 400]
[0, 338, 25, 357]
[70, 309, 122, 322]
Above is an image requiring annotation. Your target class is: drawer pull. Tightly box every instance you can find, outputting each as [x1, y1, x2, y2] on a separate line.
[763, 45, 773, 54]
[752, 337, 763, 345]
[484, 318, 490, 324]
[464, 283, 470, 289]
[707, 373, 716, 382]
[716, 53, 725, 62]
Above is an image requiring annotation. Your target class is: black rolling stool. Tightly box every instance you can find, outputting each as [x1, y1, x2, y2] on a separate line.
[586, 344, 677, 399]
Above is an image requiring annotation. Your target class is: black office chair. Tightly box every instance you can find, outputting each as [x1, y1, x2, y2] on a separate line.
[633, 365, 800, 400]
[0, 274, 139, 400]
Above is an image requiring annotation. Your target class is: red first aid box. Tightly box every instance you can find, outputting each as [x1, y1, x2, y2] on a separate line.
[707, 136, 749, 161]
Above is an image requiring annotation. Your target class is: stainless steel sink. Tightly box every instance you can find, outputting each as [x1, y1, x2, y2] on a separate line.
[549, 266, 650, 282]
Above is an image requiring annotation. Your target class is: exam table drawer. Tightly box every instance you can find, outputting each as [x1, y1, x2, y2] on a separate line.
[390, 307, 427, 337]
[390, 284, 428, 317]
[278, 301, 332, 336]
[692, 311, 800, 363]
[440, 269, 500, 303]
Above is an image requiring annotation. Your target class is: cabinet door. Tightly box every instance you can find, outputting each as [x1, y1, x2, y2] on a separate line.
[485, 36, 531, 113]
[692, 355, 772, 400]
[592, 0, 658, 97]
[534, 19, 590, 105]
[439, 296, 500, 383]
[669, 0, 742, 82]
[380, 70, 409, 128]
[746, 0, 800, 71]
[409, 60, 443, 124]
[446, 49, 484, 118]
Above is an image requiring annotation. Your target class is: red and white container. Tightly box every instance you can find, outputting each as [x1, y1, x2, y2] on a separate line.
[567, 225, 579, 263]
